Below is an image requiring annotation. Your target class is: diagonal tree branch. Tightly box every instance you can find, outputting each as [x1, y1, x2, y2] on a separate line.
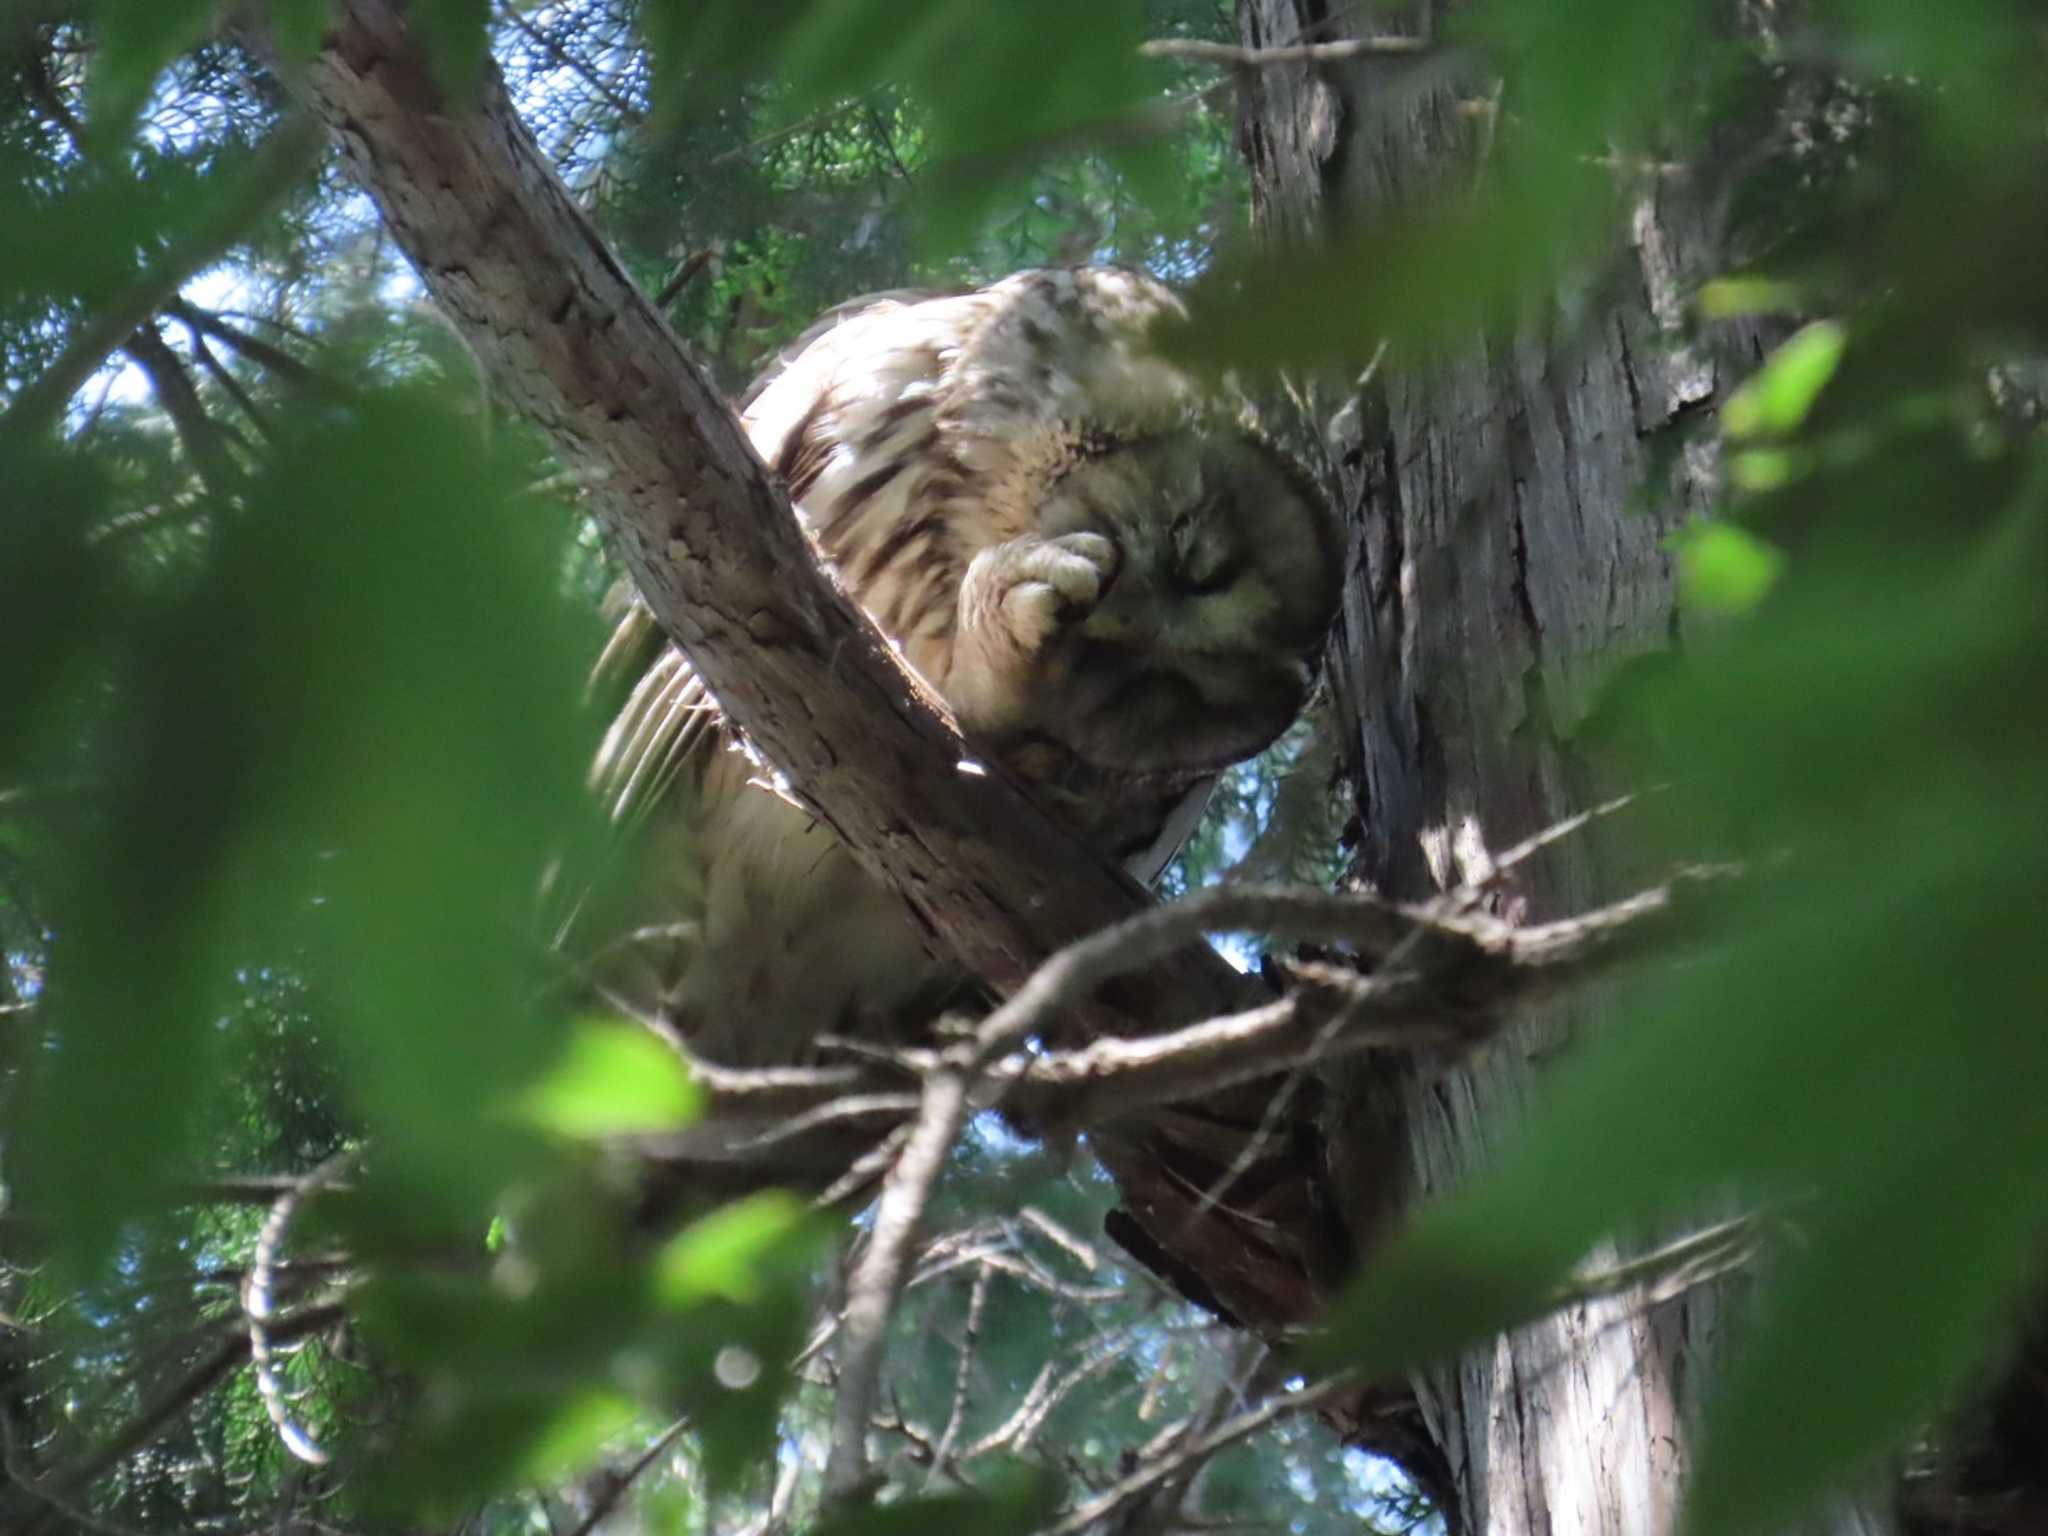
[293, 0, 1260, 1041]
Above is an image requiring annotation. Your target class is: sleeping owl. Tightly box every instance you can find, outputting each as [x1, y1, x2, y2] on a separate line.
[574, 266, 1341, 1080]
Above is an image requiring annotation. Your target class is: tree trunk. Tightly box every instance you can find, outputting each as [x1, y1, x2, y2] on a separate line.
[1229, 4, 1893, 1532]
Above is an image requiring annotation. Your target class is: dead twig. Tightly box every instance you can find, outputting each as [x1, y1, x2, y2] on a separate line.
[927, 1261, 993, 1485]
[1042, 1371, 1357, 1536]
[1558, 1213, 1769, 1310]
[825, 1065, 972, 1497]
[653, 248, 716, 310]
[621, 864, 1735, 1174]
[243, 1149, 358, 1466]
[1139, 37, 1428, 67]
[562, 1420, 688, 1536]
[167, 300, 320, 389]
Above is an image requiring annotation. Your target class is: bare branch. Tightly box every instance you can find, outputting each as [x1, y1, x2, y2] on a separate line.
[1042, 1372, 1358, 1536]
[927, 1260, 993, 1484]
[562, 1420, 688, 1536]
[970, 883, 1418, 1068]
[243, 1150, 357, 1467]
[826, 1065, 972, 1498]
[121, 322, 237, 493]
[958, 1359, 1060, 1461]
[176, 314, 277, 438]
[174, 1175, 357, 1206]
[1487, 790, 1646, 876]
[167, 300, 320, 388]
[619, 864, 1734, 1170]
[1017, 1206, 1104, 1274]
[652, 248, 715, 311]
[1558, 1214, 1768, 1310]
[802, 859, 1721, 1499]
[1138, 37, 1428, 67]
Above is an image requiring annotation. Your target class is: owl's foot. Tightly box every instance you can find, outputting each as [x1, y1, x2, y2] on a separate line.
[946, 531, 1120, 736]
[986, 531, 1119, 644]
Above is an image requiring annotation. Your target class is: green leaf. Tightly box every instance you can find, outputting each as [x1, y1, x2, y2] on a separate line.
[809, 1471, 1062, 1536]
[89, 0, 217, 138]
[0, 451, 108, 777]
[1169, 145, 1617, 374]
[1688, 1138, 2048, 1536]
[1673, 522, 1786, 615]
[1722, 321, 1847, 439]
[17, 387, 597, 1275]
[1727, 446, 1801, 492]
[1467, 0, 1710, 152]
[641, 0, 1153, 253]
[1314, 459, 2048, 1533]
[1304, 1194, 1581, 1382]
[653, 1191, 812, 1306]
[265, 0, 334, 62]
[382, 1389, 641, 1517]
[519, 1018, 706, 1137]
[1696, 276, 1803, 319]
[516, 1390, 644, 1483]
[411, 0, 491, 104]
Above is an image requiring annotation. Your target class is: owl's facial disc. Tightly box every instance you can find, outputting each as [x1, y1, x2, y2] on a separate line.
[1032, 431, 1341, 775]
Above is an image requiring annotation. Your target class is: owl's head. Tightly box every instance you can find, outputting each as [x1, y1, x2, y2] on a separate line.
[1031, 425, 1343, 777]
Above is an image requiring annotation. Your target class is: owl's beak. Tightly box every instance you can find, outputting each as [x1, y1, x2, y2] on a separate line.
[1078, 556, 1163, 647]
[1079, 606, 1160, 647]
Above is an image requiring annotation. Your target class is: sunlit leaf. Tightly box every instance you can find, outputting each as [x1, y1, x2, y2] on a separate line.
[1696, 276, 1803, 319]
[1689, 1132, 2048, 1536]
[1723, 321, 1847, 439]
[1727, 446, 1801, 492]
[517, 1389, 643, 1483]
[382, 1389, 640, 1516]
[653, 1190, 812, 1306]
[1673, 522, 1785, 615]
[519, 1017, 706, 1137]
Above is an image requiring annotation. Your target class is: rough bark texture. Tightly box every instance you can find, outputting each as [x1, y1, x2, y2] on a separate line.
[1229, 4, 1894, 1534]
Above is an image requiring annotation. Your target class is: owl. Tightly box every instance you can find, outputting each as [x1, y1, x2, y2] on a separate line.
[575, 267, 1341, 1078]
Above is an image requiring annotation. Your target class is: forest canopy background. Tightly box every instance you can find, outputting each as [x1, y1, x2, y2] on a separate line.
[2, 2, 2046, 1535]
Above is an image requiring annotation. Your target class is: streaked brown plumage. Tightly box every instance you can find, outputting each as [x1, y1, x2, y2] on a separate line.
[574, 267, 1341, 1072]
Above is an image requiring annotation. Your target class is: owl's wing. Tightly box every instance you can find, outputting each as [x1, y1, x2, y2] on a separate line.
[586, 584, 723, 827]
[589, 295, 954, 827]
[735, 287, 953, 415]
